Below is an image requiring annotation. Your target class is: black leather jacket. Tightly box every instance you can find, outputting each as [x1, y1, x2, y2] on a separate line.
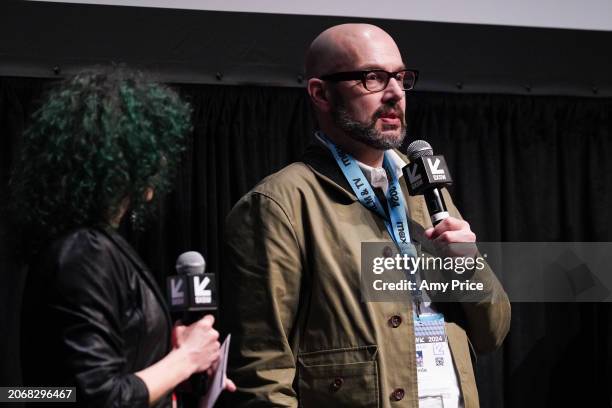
[21, 227, 172, 407]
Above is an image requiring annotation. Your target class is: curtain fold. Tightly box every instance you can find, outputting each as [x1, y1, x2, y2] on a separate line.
[1, 78, 610, 406]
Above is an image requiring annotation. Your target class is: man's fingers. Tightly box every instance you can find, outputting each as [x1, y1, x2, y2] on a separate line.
[433, 231, 478, 257]
[425, 217, 477, 257]
[436, 217, 467, 233]
[424, 227, 435, 239]
[427, 217, 472, 241]
[435, 229, 476, 244]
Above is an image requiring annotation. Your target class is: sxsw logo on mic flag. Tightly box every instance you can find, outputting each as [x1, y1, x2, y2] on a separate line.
[167, 274, 217, 311]
[403, 155, 452, 196]
[425, 157, 449, 181]
[187, 273, 217, 309]
[405, 163, 423, 190]
[192, 275, 212, 305]
[167, 275, 188, 307]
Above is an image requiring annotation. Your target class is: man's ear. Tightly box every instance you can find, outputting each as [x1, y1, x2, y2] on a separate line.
[307, 78, 332, 113]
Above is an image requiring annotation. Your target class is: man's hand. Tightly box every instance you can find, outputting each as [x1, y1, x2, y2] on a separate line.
[424, 217, 477, 257]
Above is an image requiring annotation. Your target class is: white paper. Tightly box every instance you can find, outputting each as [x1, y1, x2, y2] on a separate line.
[199, 334, 231, 408]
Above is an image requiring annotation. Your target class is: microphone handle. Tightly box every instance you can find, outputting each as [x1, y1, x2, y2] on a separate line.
[423, 187, 449, 226]
[182, 311, 202, 326]
[176, 310, 209, 407]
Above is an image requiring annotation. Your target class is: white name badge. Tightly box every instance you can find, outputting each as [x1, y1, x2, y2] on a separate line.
[414, 312, 463, 408]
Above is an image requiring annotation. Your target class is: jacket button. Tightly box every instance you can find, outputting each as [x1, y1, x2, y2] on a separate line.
[388, 315, 402, 328]
[330, 377, 343, 392]
[391, 388, 405, 401]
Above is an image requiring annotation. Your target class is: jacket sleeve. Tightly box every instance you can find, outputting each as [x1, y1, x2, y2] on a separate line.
[442, 188, 512, 354]
[222, 192, 303, 407]
[49, 234, 150, 407]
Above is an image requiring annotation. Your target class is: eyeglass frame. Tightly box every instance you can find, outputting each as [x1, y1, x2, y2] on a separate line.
[318, 69, 419, 92]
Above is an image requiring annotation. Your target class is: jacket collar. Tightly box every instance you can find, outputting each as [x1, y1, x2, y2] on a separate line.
[301, 139, 411, 201]
[301, 141, 357, 203]
[99, 226, 172, 323]
[300, 140, 430, 246]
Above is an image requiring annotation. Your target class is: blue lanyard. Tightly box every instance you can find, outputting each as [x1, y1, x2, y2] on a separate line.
[317, 131, 414, 254]
[318, 132, 422, 308]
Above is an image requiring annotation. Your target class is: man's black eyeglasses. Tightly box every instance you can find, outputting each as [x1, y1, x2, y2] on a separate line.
[319, 69, 419, 92]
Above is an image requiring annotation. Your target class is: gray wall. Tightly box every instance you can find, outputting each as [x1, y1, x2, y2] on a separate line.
[2, 1, 612, 96]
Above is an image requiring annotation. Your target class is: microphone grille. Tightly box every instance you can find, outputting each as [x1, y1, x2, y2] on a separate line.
[176, 251, 206, 275]
[406, 140, 433, 160]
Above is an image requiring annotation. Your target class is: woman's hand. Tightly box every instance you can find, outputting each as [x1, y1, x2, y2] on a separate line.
[172, 315, 221, 373]
[206, 358, 237, 392]
[171, 315, 236, 395]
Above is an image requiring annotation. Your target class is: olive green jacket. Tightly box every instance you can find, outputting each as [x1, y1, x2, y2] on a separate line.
[223, 142, 510, 407]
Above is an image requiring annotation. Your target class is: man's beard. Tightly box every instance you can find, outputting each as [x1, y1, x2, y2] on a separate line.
[330, 97, 406, 150]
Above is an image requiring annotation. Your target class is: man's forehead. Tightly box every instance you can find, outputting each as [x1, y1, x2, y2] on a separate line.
[332, 30, 403, 69]
[350, 61, 407, 72]
[336, 46, 405, 72]
[306, 23, 404, 77]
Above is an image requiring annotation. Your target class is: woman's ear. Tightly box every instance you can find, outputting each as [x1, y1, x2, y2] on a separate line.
[144, 187, 154, 202]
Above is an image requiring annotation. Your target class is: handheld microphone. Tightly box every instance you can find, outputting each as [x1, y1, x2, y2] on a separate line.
[167, 252, 218, 405]
[403, 140, 453, 226]
[167, 251, 217, 324]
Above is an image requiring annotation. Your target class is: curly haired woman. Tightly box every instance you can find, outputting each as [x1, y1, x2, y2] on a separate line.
[10, 68, 234, 407]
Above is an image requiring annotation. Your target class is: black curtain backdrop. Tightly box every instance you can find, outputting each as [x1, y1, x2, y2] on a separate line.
[1, 77, 611, 407]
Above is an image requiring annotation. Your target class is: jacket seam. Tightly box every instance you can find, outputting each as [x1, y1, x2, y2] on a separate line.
[250, 191, 304, 262]
[299, 344, 378, 357]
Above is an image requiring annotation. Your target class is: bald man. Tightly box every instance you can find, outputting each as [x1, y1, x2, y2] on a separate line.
[223, 24, 510, 407]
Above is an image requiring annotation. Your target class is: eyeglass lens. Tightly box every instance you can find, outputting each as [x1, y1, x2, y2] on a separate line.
[364, 71, 415, 91]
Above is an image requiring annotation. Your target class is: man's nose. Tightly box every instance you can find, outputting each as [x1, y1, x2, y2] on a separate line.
[382, 77, 404, 102]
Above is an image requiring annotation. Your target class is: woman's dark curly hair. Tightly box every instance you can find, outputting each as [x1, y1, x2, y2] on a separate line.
[8, 67, 191, 255]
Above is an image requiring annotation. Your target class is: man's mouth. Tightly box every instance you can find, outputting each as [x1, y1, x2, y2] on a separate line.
[378, 111, 401, 125]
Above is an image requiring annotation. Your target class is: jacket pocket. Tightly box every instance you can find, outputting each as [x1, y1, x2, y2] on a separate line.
[297, 345, 379, 408]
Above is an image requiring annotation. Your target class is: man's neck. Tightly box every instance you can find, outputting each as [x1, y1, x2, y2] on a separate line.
[323, 129, 385, 168]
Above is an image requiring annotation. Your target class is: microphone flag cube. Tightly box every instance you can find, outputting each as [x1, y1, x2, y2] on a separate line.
[403, 155, 452, 195]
